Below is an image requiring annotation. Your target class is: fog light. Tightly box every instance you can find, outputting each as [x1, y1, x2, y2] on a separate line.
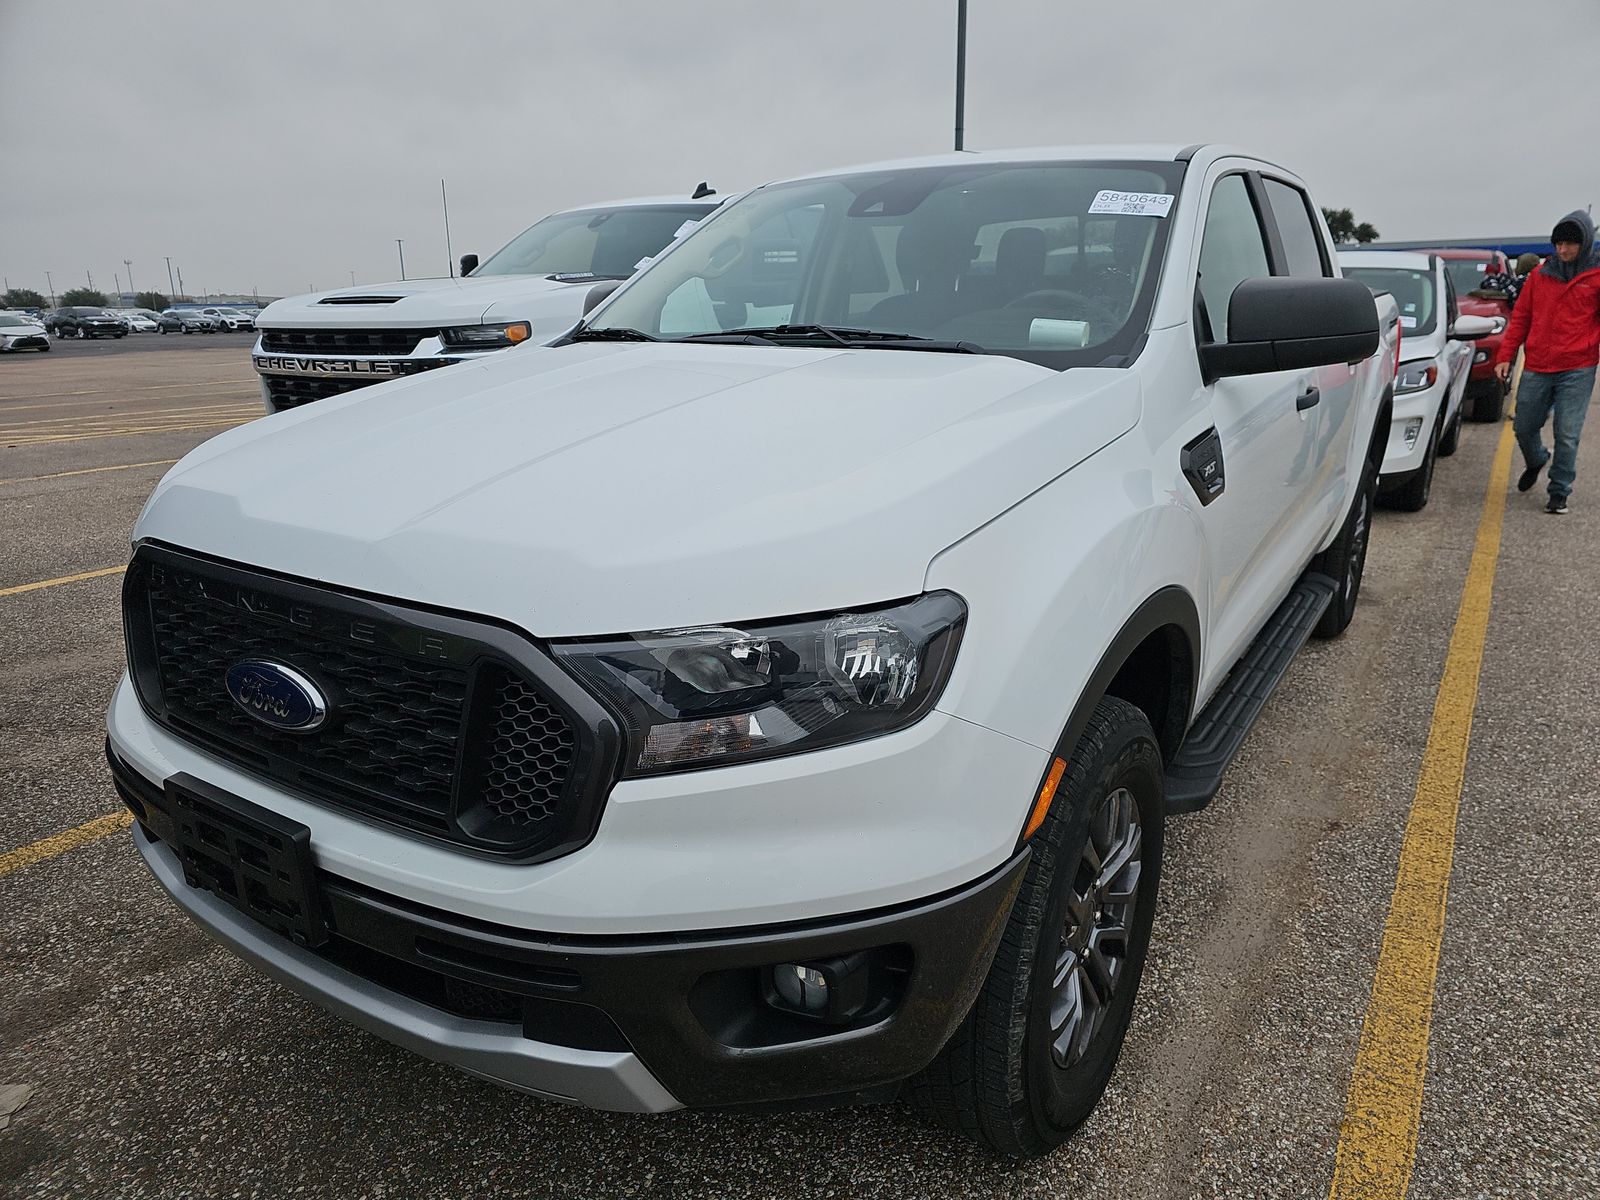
[1473, 349, 1489, 364]
[772, 964, 829, 1014]
[764, 951, 877, 1025]
[1402, 417, 1424, 449]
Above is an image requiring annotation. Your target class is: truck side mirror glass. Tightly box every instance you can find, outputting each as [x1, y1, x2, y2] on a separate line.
[459, 254, 479, 276]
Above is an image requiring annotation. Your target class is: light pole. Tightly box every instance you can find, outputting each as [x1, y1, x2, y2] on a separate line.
[115, 272, 123, 305]
[45, 271, 55, 306]
[396, 239, 407, 281]
[954, 0, 968, 151]
[124, 259, 135, 305]
[349, 270, 356, 286]
[176, 266, 185, 299]
[164, 256, 176, 301]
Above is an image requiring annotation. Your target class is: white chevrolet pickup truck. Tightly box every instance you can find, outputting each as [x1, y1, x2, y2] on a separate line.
[250, 189, 721, 412]
[108, 144, 1399, 1157]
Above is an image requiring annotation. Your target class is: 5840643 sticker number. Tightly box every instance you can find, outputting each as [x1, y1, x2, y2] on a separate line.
[1088, 190, 1175, 218]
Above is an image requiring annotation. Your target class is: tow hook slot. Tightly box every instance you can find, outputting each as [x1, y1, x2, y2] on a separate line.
[1181, 428, 1226, 505]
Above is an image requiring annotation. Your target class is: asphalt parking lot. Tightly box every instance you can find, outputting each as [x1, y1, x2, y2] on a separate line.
[1, 339, 1596, 1199]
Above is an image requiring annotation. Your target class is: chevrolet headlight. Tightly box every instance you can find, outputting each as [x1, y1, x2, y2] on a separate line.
[1396, 358, 1439, 394]
[439, 321, 531, 348]
[553, 592, 966, 774]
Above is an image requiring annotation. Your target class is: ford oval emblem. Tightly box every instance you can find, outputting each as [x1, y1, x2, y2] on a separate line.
[224, 661, 329, 732]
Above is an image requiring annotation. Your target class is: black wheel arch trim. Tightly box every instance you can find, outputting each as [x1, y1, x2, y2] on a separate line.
[1015, 586, 1200, 849]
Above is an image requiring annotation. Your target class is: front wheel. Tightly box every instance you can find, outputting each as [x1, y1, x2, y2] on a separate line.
[1311, 452, 1377, 639]
[1383, 416, 1438, 513]
[1437, 402, 1462, 457]
[907, 697, 1164, 1157]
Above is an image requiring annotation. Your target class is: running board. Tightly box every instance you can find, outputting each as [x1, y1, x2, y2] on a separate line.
[1164, 573, 1337, 814]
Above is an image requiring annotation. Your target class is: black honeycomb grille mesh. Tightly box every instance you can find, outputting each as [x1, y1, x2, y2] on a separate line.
[481, 672, 576, 823]
[128, 554, 592, 852]
[147, 577, 467, 825]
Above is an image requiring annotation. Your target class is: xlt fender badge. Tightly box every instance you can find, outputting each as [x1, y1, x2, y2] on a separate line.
[1181, 428, 1226, 505]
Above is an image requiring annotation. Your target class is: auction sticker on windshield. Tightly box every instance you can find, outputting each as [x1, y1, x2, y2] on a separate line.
[1088, 190, 1174, 217]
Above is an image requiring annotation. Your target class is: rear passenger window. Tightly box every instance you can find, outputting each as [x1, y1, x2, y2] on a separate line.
[1263, 179, 1329, 278]
[1196, 174, 1272, 342]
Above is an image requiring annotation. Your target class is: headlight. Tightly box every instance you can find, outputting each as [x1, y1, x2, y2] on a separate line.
[1395, 358, 1439, 394]
[439, 321, 531, 349]
[553, 592, 966, 775]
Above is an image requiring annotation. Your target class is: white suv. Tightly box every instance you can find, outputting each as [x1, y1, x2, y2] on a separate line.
[108, 145, 1398, 1156]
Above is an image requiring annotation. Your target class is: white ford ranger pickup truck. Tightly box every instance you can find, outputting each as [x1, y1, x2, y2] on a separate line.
[250, 189, 721, 413]
[108, 144, 1399, 1157]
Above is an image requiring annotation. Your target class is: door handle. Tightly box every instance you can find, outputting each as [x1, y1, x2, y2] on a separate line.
[1296, 387, 1321, 412]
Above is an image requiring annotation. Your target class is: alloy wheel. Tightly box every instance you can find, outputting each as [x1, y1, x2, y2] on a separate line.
[1049, 786, 1144, 1069]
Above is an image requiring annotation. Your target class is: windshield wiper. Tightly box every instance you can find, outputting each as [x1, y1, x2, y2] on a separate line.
[568, 326, 659, 342]
[685, 324, 983, 353]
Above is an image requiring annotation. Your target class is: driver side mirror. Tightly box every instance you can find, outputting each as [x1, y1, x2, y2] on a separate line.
[459, 253, 478, 276]
[1200, 277, 1380, 381]
[1449, 314, 1497, 339]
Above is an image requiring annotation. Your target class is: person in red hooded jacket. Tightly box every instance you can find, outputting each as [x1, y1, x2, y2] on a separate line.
[1495, 210, 1600, 514]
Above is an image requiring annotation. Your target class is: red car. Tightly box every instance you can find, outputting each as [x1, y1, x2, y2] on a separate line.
[1427, 248, 1512, 420]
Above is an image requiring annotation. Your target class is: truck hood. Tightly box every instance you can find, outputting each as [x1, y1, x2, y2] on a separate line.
[137, 343, 1139, 636]
[258, 274, 596, 335]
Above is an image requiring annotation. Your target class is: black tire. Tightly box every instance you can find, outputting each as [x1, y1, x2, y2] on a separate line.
[1383, 416, 1438, 513]
[1311, 451, 1377, 639]
[1437, 401, 1462, 457]
[1468, 380, 1507, 423]
[906, 697, 1164, 1158]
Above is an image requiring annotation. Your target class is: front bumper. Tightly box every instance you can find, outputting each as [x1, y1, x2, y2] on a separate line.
[1380, 382, 1447, 479]
[113, 748, 1027, 1111]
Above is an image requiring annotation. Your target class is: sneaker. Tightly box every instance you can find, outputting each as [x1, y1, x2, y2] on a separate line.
[1519, 456, 1549, 492]
[1547, 494, 1569, 515]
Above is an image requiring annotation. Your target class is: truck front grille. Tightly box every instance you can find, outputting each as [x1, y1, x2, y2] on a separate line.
[262, 375, 373, 409]
[260, 328, 434, 355]
[121, 545, 616, 861]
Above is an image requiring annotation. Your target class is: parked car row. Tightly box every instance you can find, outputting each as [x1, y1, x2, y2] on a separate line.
[30, 304, 259, 339]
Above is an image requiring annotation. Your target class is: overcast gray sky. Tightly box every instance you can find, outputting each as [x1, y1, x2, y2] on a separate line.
[1, 0, 1594, 302]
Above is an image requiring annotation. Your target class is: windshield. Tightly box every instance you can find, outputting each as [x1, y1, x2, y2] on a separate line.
[1443, 257, 1495, 296]
[473, 204, 713, 279]
[1344, 267, 1437, 335]
[0, 314, 35, 327]
[587, 161, 1184, 369]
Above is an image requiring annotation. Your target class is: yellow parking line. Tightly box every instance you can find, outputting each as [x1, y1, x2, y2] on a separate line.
[0, 459, 179, 486]
[0, 811, 134, 880]
[3, 378, 257, 403]
[0, 565, 127, 597]
[3, 419, 252, 447]
[0, 402, 256, 432]
[1327, 420, 1515, 1200]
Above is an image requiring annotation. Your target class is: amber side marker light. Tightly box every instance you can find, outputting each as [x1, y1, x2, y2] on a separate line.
[1023, 756, 1068, 840]
[504, 322, 532, 343]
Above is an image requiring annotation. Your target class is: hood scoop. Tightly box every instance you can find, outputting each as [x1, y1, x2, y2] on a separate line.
[317, 295, 405, 306]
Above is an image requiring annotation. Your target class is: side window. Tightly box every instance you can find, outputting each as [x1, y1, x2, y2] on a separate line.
[1443, 268, 1459, 330]
[1196, 174, 1272, 342]
[1262, 179, 1329, 278]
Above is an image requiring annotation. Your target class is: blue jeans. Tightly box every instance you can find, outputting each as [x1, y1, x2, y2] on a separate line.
[1514, 366, 1596, 498]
